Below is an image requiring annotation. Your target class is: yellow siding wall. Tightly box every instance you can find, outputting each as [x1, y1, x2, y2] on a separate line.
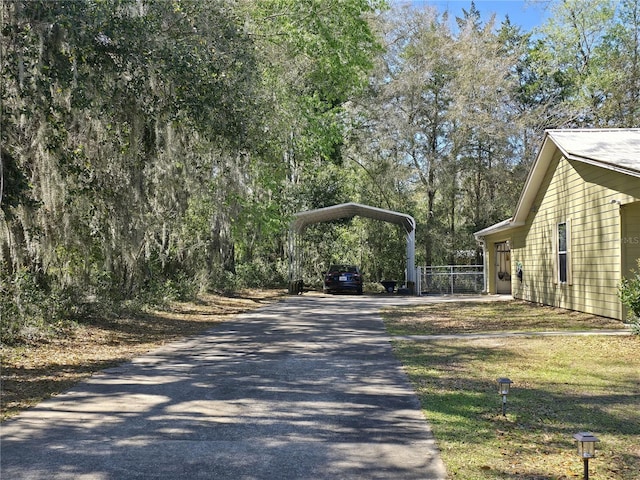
[504, 154, 640, 319]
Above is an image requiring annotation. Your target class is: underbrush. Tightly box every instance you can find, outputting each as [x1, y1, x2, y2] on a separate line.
[619, 259, 640, 335]
[0, 267, 202, 346]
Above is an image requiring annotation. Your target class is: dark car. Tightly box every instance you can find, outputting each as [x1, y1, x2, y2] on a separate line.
[323, 264, 363, 294]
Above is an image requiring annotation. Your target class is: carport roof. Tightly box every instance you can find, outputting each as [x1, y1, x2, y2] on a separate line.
[291, 202, 415, 234]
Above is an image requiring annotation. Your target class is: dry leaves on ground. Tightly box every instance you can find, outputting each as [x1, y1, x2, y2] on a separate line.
[0, 290, 286, 421]
[383, 300, 626, 335]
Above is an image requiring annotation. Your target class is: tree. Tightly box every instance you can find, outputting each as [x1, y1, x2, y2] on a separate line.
[536, 0, 625, 126]
[450, 11, 523, 254]
[1, 0, 389, 342]
[345, 5, 456, 264]
[243, 0, 386, 195]
[0, 0, 260, 325]
[599, 0, 640, 125]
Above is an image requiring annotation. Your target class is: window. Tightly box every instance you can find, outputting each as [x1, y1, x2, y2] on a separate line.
[558, 222, 567, 283]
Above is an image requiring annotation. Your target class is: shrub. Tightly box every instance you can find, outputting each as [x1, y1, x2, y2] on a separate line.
[619, 259, 640, 335]
[234, 259, 287, 289]
[0, 267, 81, 345]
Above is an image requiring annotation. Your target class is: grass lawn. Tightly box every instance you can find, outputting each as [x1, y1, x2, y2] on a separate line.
[384, 301, 640, 480]
[383, 300, 627, 335]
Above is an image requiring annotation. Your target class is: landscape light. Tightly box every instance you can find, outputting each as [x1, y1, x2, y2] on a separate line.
[573, 432, 599, 480]
[496, 377, 513, 416]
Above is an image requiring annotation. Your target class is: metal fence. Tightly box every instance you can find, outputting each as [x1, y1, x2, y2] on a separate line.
[416, 265, 484, 295]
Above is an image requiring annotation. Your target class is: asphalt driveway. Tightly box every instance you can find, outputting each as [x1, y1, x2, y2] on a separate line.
[1, 294, 447, 479]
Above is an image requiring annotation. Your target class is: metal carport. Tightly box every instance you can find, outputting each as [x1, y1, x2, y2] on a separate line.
[288, 202, 416, 294]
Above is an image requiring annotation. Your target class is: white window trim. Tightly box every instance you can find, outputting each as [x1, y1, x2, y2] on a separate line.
[555, 220, 572, 285]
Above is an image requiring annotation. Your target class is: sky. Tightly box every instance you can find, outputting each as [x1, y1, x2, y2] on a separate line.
[406, 0, 551, 32]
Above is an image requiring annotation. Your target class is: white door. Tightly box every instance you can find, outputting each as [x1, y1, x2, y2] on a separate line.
[496, 242, 512, 294]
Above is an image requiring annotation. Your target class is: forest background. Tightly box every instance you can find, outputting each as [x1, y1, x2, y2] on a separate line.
[1, 0, 639, 344]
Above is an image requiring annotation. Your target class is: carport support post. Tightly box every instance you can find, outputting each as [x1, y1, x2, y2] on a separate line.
[477, 238, 488, 293]
[406, 225, 416, 294]
[288, 229, 303, 294]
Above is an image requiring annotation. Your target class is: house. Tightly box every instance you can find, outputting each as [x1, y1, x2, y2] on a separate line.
[474, 129, 640, 320]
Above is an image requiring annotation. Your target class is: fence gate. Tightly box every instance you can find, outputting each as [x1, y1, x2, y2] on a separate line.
[416, 265, 484, 295]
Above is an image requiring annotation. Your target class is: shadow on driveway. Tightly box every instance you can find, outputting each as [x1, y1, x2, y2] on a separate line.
[1, 295, 447, 480]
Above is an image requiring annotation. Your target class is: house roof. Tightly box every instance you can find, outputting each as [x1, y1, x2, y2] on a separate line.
[290, 202, 415, 234]
[475, 128, 640, 239]
[548, 129, 640, 174]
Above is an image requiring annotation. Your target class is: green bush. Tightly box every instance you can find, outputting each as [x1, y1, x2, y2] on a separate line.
[619, 258, 640, 335]
[208, 259, 287, 293]
[0, 267, 82, 345]
[234, 259, 287, 289]
[207, 264, 239, 294]
[0, 274, 21, 344]
[0, 256, 286, 346]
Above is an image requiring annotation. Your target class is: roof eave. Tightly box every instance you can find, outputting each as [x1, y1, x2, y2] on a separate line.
[474, 218, 524, 240]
